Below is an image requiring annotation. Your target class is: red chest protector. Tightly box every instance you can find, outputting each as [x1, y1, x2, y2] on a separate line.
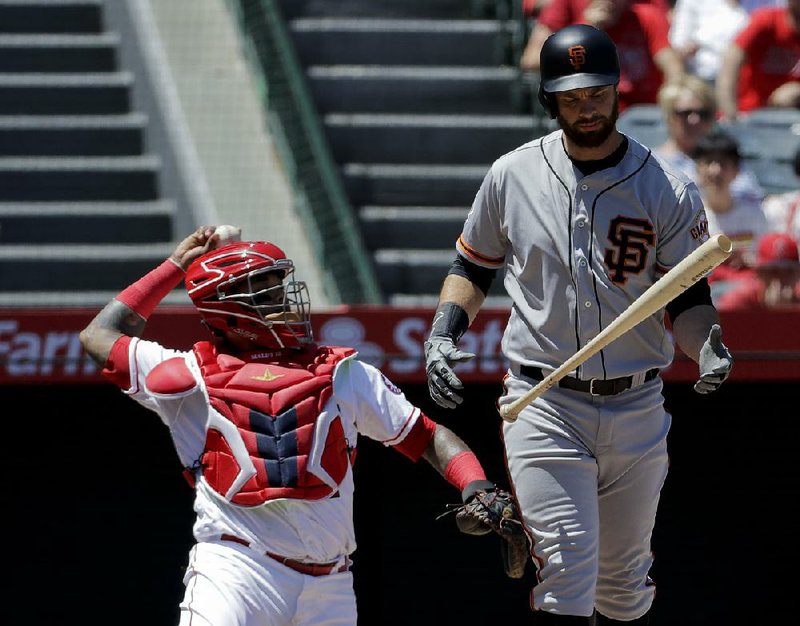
[192, 341, 356, 507]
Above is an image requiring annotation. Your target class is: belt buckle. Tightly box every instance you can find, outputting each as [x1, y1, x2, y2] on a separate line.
[588, 378, 602, 396]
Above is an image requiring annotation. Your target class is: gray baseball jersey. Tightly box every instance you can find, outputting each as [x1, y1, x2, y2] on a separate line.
[457, 129, 709, 379]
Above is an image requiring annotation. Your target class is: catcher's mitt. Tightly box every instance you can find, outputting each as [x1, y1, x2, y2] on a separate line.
[438, 480, 529, 579]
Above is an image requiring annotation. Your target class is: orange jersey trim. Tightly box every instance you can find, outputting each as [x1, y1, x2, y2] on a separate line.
[457, 235, 504, 268]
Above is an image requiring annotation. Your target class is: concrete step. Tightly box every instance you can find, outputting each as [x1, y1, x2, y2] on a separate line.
[0, 200, 175, 243]
[0, 0, 103, 35]
[371, 248, 508, 297]
[289, 18, 513, 66]
[0, 33, 118, 73]
[306, 65, 522, 114]
[325, 113, 535, 164]
[359, 205, 466, 250]
[0, 72, 132, 115]
[0, 242, 176, 292]
[0, 155, 160, 201]
[0, 114, 146, 156]
[387, 292, 511, 307]
[343, 162, 486, 206]
[0, 288, 191, 308]
[277, 0, 487, 19]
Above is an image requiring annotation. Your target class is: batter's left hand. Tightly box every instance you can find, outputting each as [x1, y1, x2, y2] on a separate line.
[694, 324, 733, 394]
[424, 336, 475, 409]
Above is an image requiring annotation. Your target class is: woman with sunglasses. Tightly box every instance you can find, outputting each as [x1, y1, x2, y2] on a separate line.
[654, 73, 764, 204]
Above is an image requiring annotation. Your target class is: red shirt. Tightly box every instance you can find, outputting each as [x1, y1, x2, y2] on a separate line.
[734, 7, 800, 113]
[533, 0, 671, 19]
[538, 1, 672, 111]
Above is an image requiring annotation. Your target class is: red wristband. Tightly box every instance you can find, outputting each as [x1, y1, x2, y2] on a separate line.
[116, 259, 185, 320]
[444, 451, 487, 492]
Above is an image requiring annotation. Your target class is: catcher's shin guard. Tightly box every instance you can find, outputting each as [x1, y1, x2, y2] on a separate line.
[533, 611, 594, 625]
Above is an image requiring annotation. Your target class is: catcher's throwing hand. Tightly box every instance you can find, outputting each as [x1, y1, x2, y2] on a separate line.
[694, 324, 733, 394]
[424, 336, 475, 409]
[170, 225, 220, 271]
[439, 480, 529, 579]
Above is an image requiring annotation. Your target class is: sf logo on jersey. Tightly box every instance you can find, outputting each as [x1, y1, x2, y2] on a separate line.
[568, 45, 586, 70]
[604, 217, 656, 284]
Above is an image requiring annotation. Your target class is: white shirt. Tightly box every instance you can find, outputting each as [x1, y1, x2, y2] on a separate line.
[762, 189, 800, 243]
[704, 191, 771, 258]
[669, 0, 750, 82]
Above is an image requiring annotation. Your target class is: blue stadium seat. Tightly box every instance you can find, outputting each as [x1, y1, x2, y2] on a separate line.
[735, 107, 800, 162]
[617, 104, 668, 150]
[743, 157, 800, 195]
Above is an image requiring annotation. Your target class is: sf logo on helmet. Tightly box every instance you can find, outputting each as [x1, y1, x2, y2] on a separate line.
[568, 45, 586, 70]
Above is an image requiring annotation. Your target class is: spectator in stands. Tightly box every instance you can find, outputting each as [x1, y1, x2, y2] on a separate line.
[522, 0, 670, 19]
[716, 0, 800, 121]
[522, 0, 554, 18]
[519, 0, 684, 112]
[761, 143, 800, 242]
[716, 231, 800, 308]
[691, 129, 771, 293]
[669, 0, 750, 85]
[655, 73, 765, 200]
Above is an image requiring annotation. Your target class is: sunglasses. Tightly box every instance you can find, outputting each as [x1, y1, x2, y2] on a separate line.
[672, 108, 714, 121]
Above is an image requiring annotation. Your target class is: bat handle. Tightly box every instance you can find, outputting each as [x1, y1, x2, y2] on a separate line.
[499, 376, 553, 422]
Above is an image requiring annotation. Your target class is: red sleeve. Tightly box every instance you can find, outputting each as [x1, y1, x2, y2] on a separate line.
[101, 335, 133, 389]
[734, 8, 773, 53]
[646, 0, 671, 16]
[538, 0, 581, 32]
[391, 413, 437, 462]
[636, 5, 671, 57]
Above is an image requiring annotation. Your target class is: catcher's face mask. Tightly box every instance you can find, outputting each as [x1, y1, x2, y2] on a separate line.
[185, 241, 313, 350]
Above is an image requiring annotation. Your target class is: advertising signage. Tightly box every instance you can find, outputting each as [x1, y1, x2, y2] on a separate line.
[1, 306, 797, 384]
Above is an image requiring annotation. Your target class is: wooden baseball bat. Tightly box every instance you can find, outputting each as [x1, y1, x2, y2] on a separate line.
[499, 233, 732, 422]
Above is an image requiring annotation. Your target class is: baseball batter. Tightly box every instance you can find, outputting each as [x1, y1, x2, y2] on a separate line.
[79, 226, 524, 626]
[424, 24, 733, 625]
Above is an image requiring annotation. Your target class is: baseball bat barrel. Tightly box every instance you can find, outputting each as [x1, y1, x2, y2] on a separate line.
[499, 234, 733, 423]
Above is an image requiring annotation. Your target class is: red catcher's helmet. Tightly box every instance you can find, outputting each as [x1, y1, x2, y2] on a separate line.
[184, 241, 313, 350]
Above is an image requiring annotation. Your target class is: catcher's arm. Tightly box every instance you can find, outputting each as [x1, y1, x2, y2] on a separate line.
[420, 423, 529, 579]
[80, 226, 221, 366]
[438, 480, 530, 579]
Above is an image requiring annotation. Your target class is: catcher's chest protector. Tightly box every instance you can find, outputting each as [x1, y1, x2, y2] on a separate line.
[193, 342, 357, 506]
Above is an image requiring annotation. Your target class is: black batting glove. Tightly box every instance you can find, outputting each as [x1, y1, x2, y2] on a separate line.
[694, 324, 733, 394]
[424, 336, 475, 409]
[424, 302, 475, 409]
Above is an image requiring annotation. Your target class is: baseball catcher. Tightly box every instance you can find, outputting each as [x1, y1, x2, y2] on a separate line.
[440, 479, 529, 579]
[78, 225, 520, 626]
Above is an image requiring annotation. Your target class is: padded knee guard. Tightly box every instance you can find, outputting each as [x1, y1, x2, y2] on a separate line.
[595, 609, 651, 625]
[533, 611, 594, 625]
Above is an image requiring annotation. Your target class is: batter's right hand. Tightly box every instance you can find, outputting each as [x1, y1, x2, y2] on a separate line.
[694, 324, 733, 394]
[424, 336, 476, 409]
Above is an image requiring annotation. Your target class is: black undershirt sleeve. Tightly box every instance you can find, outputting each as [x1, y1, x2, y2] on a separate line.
[665, 277, 713, 323]
[447, 255, 498, 296]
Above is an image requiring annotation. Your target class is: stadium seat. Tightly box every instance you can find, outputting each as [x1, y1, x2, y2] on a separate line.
[742, 157, 800, 196]
[735, 107, 800, 163]
[617, 104, 668, 150]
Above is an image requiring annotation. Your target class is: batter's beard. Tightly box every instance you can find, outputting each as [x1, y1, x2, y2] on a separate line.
[558, 99, 619, 148]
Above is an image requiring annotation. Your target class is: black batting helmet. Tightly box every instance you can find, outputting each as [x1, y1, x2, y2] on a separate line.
[537, 24, 620, 119]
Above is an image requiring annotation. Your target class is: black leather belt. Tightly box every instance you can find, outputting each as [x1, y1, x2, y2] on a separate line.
[520, 366, 659, 396]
